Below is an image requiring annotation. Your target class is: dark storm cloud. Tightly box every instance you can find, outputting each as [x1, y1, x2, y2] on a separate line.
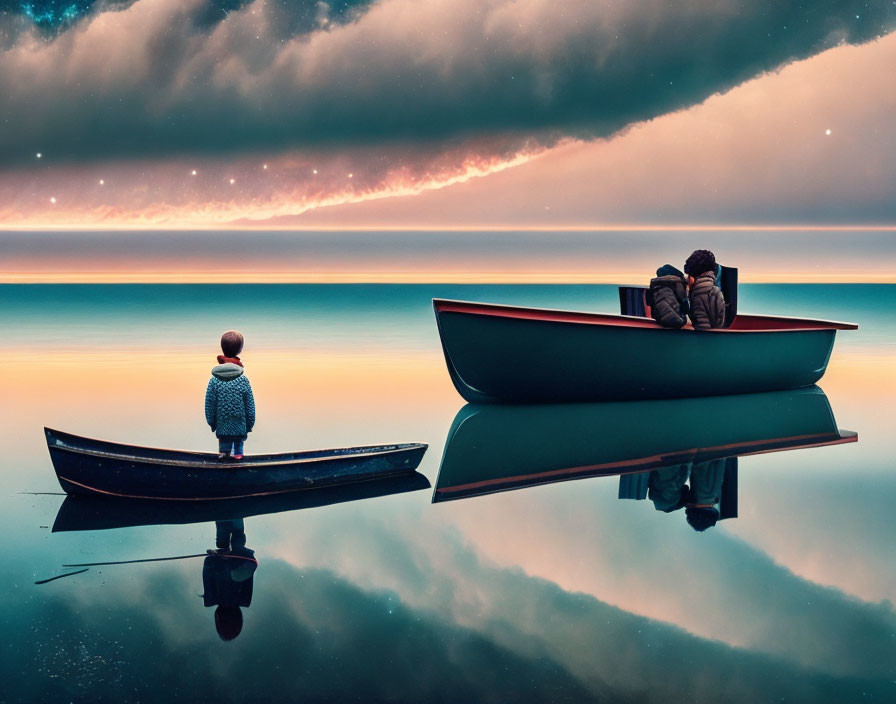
[0, 0, 893, 166]
[296, 503, 896, 682]
[5, 557, 894, 702]
[0, 0, 371, 32]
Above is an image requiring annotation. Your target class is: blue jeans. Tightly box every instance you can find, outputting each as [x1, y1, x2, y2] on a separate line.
[218, 438, 245, 456]
[216, 519, 246, 550]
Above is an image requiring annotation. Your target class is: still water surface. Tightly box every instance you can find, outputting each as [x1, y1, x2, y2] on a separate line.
[3, 284, 895, 702]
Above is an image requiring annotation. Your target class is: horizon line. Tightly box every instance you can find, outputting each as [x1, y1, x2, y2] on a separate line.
[2, 273, 894, 284]
[2, 224, 896, 233]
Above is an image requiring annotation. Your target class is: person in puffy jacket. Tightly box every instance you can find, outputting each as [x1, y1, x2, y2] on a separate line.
[647, 264, 689, 328]
[684, 249, 726, 330]
[205, 330, 256, 460]
[684, 459, 726, 532]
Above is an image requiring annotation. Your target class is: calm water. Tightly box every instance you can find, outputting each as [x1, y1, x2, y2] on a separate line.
[3, 284, 895, 703]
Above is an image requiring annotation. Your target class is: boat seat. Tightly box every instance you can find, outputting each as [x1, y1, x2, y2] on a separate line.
[617, 471, 650, 500]
[618, 286, 648, 318]
[718, 457, 738, 520]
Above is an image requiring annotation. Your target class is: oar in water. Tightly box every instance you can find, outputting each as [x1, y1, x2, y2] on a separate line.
[34, 568, 89, 585]
[36, 551, 257, 585]
[63, 551, 258, 568]
[62, 553, 210, 567]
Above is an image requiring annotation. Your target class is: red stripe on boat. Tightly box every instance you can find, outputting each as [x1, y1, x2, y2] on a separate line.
[433, 299, 858, 332]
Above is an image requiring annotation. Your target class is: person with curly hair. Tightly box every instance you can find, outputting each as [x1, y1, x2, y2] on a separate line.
[684, 249, 726, 330]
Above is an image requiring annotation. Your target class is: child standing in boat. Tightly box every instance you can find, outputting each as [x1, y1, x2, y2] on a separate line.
[205, 330, 256, 460]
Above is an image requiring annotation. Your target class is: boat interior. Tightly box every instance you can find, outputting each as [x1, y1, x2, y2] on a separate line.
[46, 428, 426, 466]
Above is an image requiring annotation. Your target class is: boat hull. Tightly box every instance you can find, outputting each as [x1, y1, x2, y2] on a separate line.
[435, 299, 851, 403]
[46, 428, 428, 500]
[53, 472, 431, 532]
[434, 387, 856, 502]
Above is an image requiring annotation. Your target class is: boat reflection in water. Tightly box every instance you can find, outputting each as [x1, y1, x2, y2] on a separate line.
[52, 472, 430, 638]
[433, 387, 856, 529]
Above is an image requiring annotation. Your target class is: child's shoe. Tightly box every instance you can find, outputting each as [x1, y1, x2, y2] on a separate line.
[232, 454, 244, 460]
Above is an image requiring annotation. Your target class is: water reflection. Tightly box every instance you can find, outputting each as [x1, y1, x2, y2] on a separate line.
[204, 520, 258, 641]
[622, 459, 737, 531]
[47, 473, 430, 640]
[434, 387, 855, 518]
[53, 472, 431, 532]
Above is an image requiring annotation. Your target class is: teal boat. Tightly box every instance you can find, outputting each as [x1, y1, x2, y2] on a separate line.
[433, 387, 856, 502]
[433, 299, 857, 403]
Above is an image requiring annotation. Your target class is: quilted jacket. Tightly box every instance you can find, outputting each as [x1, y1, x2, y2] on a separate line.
[647, 275, 689, 328]
[688, 270, 726, 330]
[205, 363, 256, 439]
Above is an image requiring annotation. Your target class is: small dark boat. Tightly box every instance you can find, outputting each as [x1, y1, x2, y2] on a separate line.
[433, 387, 856, 502]
[46, 428, 428, 500]
[53, 471, 431, 532]
[433, 299, 857, 403]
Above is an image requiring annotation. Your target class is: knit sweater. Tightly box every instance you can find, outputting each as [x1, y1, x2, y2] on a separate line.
[205, 363, 256, 439]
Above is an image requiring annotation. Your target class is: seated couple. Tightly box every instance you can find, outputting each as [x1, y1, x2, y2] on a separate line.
[647, 249, 725, 330]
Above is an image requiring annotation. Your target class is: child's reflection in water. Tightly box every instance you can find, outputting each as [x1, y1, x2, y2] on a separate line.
[202, 519, 258, 640]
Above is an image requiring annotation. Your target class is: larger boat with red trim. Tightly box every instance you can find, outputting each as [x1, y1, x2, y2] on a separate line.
[433, 298, 857, 403]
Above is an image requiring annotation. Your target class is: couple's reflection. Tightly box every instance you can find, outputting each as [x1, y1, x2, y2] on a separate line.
[203, 519, 258, 641]
[647, 460, 730, 531]
[618, 458, 738, 530]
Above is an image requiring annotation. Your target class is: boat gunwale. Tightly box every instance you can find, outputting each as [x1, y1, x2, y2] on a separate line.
[433, 298, 858, 332]
[45, 428, 427, 470]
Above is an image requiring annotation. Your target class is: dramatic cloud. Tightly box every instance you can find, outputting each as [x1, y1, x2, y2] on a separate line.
[0, 0, 893, 165]
[0, 139, 539, 226]
[7, 551, 893, 702]
[276, 497, 896, 681]
[6, 566, 599, 702]
[295, 33, 896, 227]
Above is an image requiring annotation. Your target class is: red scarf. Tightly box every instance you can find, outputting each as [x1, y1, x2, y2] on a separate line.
[217, 355, 243, 367]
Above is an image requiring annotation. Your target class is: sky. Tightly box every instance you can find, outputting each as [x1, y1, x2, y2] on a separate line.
[1, 0, 895, 229]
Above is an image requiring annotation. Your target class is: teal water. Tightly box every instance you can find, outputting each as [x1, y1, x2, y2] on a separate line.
[2, 284, 895, 703]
